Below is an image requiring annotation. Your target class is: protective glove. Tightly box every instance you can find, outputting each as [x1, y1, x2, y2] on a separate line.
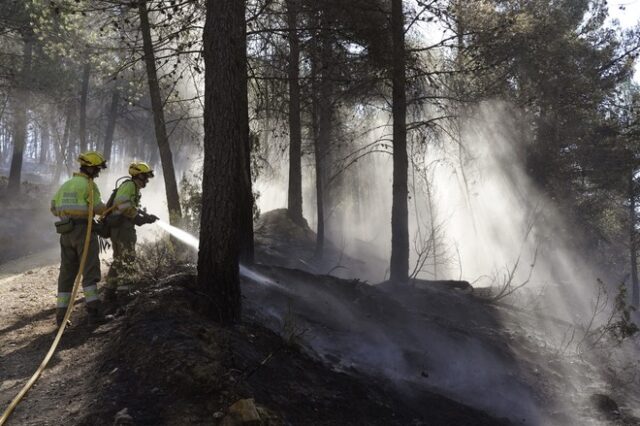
[133, 210, 159, 226]
[133, 214, 146, 226]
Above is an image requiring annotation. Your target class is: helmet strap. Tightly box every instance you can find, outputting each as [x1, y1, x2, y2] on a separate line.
[138, 175, 150, 187]
[81, 166, 100, 178]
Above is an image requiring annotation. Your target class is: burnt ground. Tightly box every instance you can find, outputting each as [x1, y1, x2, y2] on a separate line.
[0, 265, 508, 426]
[1, 209, 639, 425]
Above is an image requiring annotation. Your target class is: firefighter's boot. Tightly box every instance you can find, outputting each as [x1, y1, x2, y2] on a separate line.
[86, 301, 110, 326]
[56, 308, 69, 326]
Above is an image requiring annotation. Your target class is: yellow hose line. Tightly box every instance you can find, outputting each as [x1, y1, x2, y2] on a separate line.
[0, 180, 96, 426]
[98, 204, 117, 220]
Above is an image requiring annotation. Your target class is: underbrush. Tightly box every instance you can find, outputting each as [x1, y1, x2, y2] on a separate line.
[102, 237, 195, 290]
[135, 237, 196, 284]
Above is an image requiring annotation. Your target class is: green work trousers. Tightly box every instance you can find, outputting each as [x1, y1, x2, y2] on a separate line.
[57, 223, 101, 309]
[106, 221, 137, 292]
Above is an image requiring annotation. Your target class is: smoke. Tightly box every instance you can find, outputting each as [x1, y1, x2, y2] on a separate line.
[248, 100, 640, 423]
[253, 100, 614, 317]
[127, 97, 637, 423]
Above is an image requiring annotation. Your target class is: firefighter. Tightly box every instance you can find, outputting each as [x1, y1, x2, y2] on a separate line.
[104, 161, 158, 307]
[50, 151, 109, 326]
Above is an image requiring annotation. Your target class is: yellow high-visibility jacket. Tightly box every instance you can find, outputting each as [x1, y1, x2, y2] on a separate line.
[51, 173, 106, 219]
[111, 180, 141, 219]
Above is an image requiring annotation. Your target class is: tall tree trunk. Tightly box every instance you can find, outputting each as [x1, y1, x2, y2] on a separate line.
[310, 29, 326, 259]
[313, 97, 325, 259]
[315, 85, 333, 260]
[102, 89, 119, 161]
[54, 101, 73, 184]
[79, 63, 90, 153]
[286, 0, 304, 226]
[629, 172, 639, 307]
[198, 0, 247, 323]
[138, 0, 182, 223]
[389, 0, 409, 284]
[8, 33, 33, 193]
[238, 128, 255, 264]
[39, 116, 49, 165]
[0, 115, 5, 163]
[30, 125, 38, 160]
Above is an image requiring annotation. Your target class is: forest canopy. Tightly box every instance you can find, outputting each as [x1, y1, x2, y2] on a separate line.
[1, 0, 639, 317]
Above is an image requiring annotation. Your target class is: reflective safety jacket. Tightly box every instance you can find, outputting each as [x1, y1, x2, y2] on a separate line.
[111, 180, 141, 219]
[51, 173, 106, 218]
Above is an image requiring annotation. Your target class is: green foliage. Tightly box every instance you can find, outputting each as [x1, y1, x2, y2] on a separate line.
[179, 173, 202, 234]
[179, 132, 264, 235]
[450, 0, 640, 271]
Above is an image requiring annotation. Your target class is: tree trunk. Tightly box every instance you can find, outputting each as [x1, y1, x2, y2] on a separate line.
[629, 172, 639, 307]
[102, 89, 119, 161]
[53, 101, 74, 184]
[138, 0, 182, 223]
[198, 0, 247, 323]
[238, 125, 255, 264]
[8, 34, 33, 192]
[389, 0, 409, 284]
[31, 124, 38, 160]
[313, 97, 325, 259]
[79, 63, 90, 153]
[286, 0, 304, 226]
[39, 116, 49, 164]
[310, 29, 327, 260]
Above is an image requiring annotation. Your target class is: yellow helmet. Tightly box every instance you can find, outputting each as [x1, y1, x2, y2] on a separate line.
[129, 161, 154, 177]
[78, 151, 107, 168]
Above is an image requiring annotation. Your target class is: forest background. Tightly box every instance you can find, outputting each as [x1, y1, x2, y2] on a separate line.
[1, 0, 640, 316]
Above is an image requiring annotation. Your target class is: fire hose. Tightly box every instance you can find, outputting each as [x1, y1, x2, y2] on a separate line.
[0, 180, 96, 425]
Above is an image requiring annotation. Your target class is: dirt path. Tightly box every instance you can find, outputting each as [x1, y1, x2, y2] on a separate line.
[0, 255, 118, 425]
[0, 248, 58, 283]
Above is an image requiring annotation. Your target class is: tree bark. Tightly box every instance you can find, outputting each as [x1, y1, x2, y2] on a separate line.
[8, 34, 33, 192]
[629, 172, 639, 307]
[54, 101, 74, 184]
[238, 125, 255, 264]
[39, 115, 49, 164]
[198, 0, 247, 323]
[102, 89, 119, 161]
[138, 0, 182, 223]
[79, 63, 90, 153]
[389, 0, 409, 284]
[310, 27, 328, 260]
[286, 0, 304, 226]
[313, 95, 325, 259]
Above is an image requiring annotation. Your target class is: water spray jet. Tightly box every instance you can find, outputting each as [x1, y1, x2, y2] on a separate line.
[153, 220, 282, 288]
[154, 220, 199, 249]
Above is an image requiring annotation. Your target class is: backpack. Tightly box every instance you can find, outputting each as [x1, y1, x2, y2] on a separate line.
[96, 177, 131, 238]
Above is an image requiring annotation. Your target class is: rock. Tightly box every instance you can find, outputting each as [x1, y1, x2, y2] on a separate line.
[590, 393, 620, 419]
[221, 399, 261, 426]
[113, 407, 135, 425]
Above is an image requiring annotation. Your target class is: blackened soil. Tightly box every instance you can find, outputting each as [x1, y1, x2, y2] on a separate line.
[76, 273, 508, 425]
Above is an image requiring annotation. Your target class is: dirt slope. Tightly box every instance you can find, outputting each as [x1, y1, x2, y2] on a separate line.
[0, 265, 506, 425]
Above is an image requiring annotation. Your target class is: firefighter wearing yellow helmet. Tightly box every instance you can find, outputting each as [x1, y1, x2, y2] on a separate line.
[103, 161, 158, 308]
[50, 151, 109, 326]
